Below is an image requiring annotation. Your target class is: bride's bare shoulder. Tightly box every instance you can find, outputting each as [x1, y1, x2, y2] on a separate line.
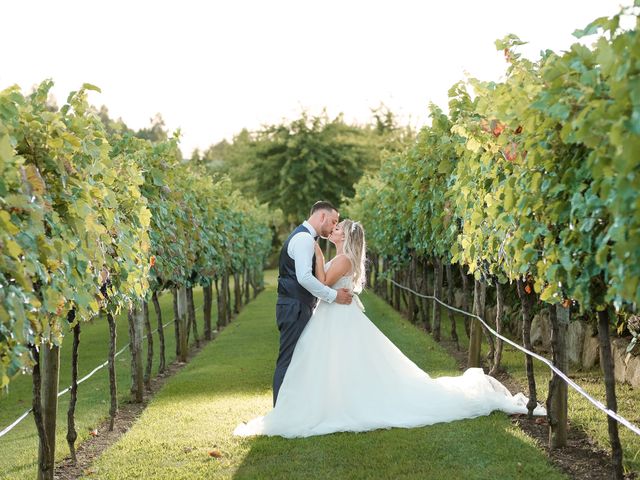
[329, 254, 351, 272]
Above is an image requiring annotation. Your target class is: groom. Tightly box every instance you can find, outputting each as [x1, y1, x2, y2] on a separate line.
[273, 201, 353, 405]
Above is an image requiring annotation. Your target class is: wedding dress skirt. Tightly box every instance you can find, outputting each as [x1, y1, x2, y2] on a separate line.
[234, 275, 545, 439]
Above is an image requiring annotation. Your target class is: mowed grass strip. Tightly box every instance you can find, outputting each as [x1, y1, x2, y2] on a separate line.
[89, 272, 565, 480]
[0, 286, 212, 480]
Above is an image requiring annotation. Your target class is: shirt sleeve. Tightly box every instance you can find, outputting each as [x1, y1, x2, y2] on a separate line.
[288, 232, 338, 303]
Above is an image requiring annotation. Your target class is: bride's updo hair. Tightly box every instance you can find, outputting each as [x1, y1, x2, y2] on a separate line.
[341, 219, 366, 293]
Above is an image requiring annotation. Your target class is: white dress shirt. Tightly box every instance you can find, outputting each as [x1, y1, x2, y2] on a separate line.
[287, 221, 337, 303]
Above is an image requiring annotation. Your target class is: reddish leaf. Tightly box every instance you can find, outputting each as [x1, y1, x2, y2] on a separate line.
[492, 121, 505, 137]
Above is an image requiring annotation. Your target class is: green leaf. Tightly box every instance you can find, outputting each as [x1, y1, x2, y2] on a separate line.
[5, 239, 22, 258]
[539, 285, 557, 302]
[596, 38, 615, 73]
[581, 217, 595, 233]
[82, 83, 102, 93]
[150, 168, 165, 186]
[0, 134, 14, 163]
[573, 16, 608, 38]
[0, 210, 19, 235]
[595, 244, 609, 266]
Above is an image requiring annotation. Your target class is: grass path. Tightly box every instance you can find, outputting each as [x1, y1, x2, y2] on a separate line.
[89, 272, 565, 480]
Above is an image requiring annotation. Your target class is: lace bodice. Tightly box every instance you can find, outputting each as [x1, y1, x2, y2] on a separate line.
[322, 256, 365, 311]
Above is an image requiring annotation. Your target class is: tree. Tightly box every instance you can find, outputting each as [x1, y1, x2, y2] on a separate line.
[135, 113, 168, 143]
[199, 108, 412, 227]
[96, 105, 133, 137]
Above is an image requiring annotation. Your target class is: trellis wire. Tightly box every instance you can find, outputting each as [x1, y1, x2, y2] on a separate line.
[384, 275, 640, 437]
[0, 319, 173, 438]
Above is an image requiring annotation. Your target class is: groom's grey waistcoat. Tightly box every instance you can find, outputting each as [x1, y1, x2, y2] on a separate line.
[277, 224, 317, 308]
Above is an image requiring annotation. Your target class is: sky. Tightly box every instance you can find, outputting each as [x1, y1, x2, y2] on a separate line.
[2, 0, 632, 157]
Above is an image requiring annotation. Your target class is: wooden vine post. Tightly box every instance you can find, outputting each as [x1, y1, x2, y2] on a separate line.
[143, 301, 153, 390]
[597, 308, 624, 480]
[516, 278, 538, 417]
[30, 345, 50, 480]
[233, 271, 242, 313]
[459, 265, 471, 338]
[41, 342, 60, 480]
[547, 303, 569, 448]
[152, 291, 166, 374]
[445, 263, 458, 347]
[432, 258, 443, 342]
[66, 319, 80, 464]
[186, 286, 199, 347]
[177, 286, 189, 361]
[468, 279, 486, 368]
[225, 272, 232, 323]
[488, 282, 504, 376]
[106, 312, 118, 430]
[203, 283, 214, 340]
[128, 304, 144, 403]
[173, 289, 180, 357]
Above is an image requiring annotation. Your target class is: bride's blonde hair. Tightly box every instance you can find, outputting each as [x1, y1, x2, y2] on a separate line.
[341, 219, 366, 293]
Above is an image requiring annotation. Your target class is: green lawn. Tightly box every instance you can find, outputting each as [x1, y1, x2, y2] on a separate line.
[435, 304, 640, 475]
[88, 272, 565, 480]
[0, 286, 213, 480]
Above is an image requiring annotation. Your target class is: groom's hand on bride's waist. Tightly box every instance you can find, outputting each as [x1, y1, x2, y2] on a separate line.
[335, 288, 353, 305]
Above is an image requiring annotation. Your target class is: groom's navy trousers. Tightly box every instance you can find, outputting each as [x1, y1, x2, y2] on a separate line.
[273, 224, 318, 406]
[273, 298, 314, 406]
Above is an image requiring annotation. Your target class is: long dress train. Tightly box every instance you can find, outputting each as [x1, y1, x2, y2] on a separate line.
[234, 262, 545, 438]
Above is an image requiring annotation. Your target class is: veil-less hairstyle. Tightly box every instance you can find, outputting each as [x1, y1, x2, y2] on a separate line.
[341, 219, 366, 293]
[310, 200, 337, 216]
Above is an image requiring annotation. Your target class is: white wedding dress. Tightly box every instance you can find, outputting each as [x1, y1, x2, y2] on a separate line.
[234, 260, 545, 438]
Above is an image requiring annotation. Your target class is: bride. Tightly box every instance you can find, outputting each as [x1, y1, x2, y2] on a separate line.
[234, 219, 544, 438]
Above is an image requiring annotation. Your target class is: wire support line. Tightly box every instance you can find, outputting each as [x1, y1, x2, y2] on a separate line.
[383, 275, 640, 437]
[0, 319, 173, 439]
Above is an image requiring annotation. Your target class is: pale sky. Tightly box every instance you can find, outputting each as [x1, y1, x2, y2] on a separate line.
[2, 0, 631, 157]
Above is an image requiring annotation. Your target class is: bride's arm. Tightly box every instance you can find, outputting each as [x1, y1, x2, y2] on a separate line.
[323, 256, 351, 286]
[314, 250, 351, 287]
[313, 242, 326, 283]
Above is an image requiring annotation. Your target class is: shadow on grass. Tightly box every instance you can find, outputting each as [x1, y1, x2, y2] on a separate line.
[233, 413, 566, 480]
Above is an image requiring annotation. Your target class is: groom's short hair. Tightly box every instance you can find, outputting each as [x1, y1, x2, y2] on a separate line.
[310, 201, 337, 216]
